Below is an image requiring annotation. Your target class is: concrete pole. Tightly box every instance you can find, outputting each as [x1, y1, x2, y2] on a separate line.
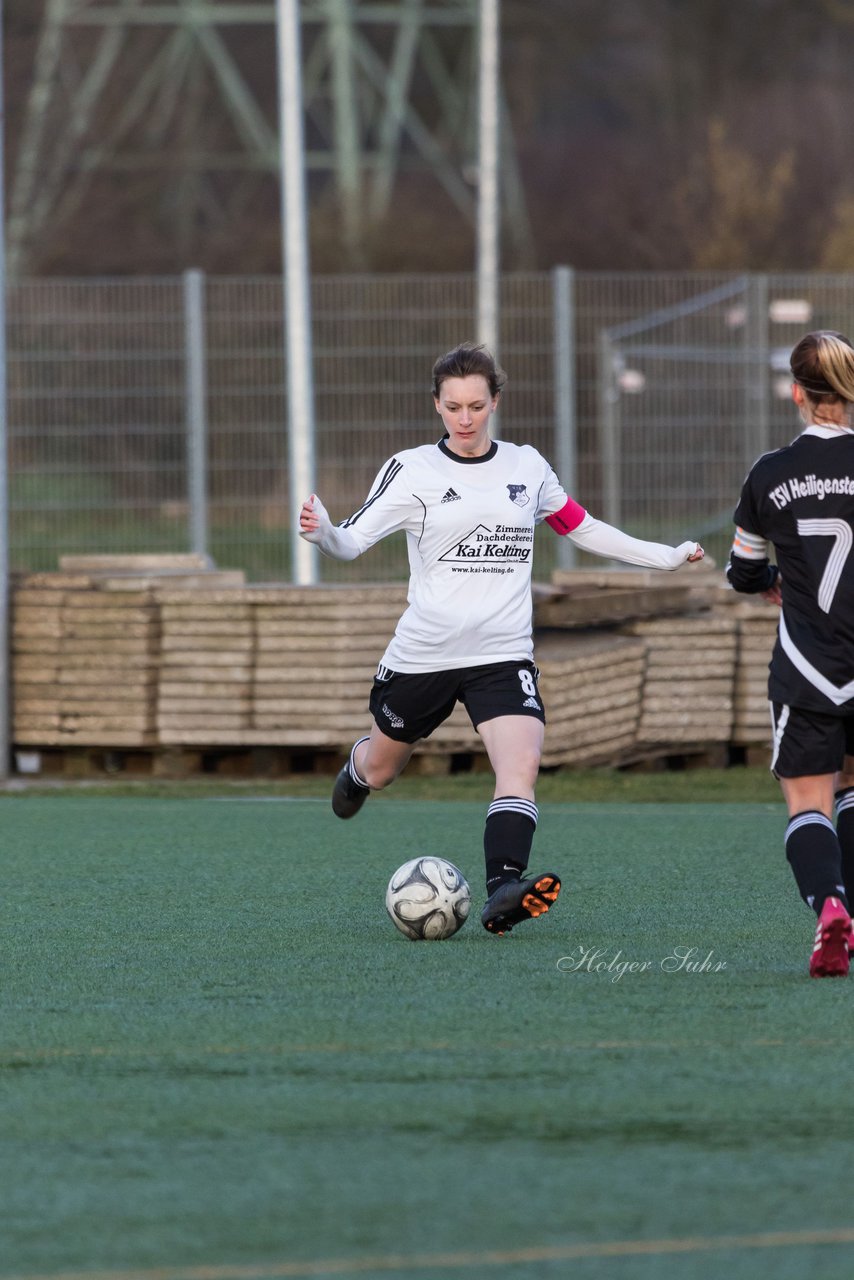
[477, 0, 500, 367]
[276, 0, 318, 584]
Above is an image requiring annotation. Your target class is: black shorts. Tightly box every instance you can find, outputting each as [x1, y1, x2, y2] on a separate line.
[770, 702, 854, 778]
[368, 660, 545, 744]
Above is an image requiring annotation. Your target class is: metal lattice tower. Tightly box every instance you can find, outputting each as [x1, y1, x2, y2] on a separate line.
[9, 0, 531, 274]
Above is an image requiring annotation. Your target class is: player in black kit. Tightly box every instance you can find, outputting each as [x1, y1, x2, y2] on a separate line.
[728, 330, 854, 976]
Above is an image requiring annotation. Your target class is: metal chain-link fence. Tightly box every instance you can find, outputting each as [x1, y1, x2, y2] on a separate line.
[8, 270, 851, 581]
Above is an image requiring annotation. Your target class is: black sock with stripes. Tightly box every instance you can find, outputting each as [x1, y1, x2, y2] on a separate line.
[785, 810, 848, 915]
[834, 788, 854, 904]
[484, 797, 538, 893]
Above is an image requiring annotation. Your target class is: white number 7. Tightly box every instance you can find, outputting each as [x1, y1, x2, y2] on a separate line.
[796, 517, 853, 613]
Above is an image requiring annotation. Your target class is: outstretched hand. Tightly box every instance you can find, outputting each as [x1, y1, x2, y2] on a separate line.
[299, 494, 329, 541]
[687, 543, 705, 562]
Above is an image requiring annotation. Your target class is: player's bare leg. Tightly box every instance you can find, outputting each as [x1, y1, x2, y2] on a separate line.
[478, 714, 543, 802]
[780, 774, 835, 821]
[476, 715, 560, 934]
[332, 723, 415, 818]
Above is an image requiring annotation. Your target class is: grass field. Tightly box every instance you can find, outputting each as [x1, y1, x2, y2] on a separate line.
[2, 775, 853, 1279]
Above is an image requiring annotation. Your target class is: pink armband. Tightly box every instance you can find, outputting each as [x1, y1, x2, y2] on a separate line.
[545, 497, 587, 536]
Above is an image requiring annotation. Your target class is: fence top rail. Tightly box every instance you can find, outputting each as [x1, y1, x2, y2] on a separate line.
[604, 278, 750, 342]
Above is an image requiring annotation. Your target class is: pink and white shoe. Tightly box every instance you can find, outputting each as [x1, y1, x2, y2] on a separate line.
[809, 896, 851, 978]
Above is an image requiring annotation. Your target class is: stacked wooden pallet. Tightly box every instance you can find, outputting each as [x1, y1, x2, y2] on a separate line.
[539, 564, 723, 629]
[158, 590, 254, 743]
[156, 585, 409, 748]
[731, 602, 777, 746]
[252, 586, 408, 748]
[13, 576, 74, 745]
[11, 559, 785, 770]
[13, 574, 160, 747]
[622, 615, 737, 746]
[536, 632, 647, 768]
[15, 556, 248, 751]
[57, 553, 246, 591]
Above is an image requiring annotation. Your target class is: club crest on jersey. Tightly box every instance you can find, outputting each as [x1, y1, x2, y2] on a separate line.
[507, 484, 530, 507]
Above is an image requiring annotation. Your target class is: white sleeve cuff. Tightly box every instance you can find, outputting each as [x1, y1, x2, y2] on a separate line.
[299, 497, 362, 561]
[568, 514, 699, 571]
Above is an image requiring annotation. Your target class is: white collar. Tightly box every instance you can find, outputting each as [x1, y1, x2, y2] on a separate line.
[801, 423, 854, 439]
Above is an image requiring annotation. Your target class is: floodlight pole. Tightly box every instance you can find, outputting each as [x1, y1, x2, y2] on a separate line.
[477, 0, 500, 360]
[276, 0, 318, 585]
[0, 0, 10, 780]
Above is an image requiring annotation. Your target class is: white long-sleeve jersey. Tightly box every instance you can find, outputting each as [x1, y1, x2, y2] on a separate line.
[304, 438, 698, 673]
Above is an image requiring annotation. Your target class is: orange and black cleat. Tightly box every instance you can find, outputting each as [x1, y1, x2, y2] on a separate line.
[481, 871, 561, 935]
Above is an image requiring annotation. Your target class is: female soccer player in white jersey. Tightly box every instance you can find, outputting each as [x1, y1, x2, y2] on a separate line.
[300, 343, 704, 936]
[728, 330, 854, 977]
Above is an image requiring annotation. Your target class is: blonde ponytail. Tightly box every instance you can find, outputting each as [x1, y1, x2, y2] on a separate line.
[790, 330, 854, 405]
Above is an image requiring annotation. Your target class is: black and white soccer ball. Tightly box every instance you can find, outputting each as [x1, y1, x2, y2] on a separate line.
[385, 857, 471, 940]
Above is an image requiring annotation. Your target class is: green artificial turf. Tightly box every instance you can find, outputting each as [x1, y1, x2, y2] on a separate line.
[2, 793, 852, 1279]
[2, 762, 783, 803]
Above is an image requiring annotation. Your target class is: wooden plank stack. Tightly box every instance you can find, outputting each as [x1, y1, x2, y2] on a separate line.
[13, 574, 160, 747]
[9, 557, 787, 768]
[539, 564, 723, 629]
[252, 586, 408, 748]
[536, 632, 647, 767]
[57, 552, 245, 591]
[13, 577, 73, 745]
[622, 615, 737, 746]
[14, 556, 246, 751]
[731, 602, 777, 746]
[157, 590, 254, 743]
[156, 585, 409, 748]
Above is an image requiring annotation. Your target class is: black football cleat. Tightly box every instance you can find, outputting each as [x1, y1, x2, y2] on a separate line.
[331, 765, 370, 819]
[481, 871, 561, 935]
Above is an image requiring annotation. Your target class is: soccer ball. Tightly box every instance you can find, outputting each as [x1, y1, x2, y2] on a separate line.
[385, 857, 471, 941]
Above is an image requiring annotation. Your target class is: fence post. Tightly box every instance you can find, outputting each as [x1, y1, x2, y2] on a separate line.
[277, 0, 318, 585]
[552, 265, 577, 569]
[597, 328, 621, 527]
[183, 268, 209, 561]
[746, 273, 770, 466]
[0, 6, 8, 779]
[477, 0, 501, 370]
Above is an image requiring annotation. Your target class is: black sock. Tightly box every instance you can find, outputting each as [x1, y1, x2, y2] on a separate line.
[834, 788, 854, 904]
[785, 810, 848, 914]
[484, 797, 538, 893]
